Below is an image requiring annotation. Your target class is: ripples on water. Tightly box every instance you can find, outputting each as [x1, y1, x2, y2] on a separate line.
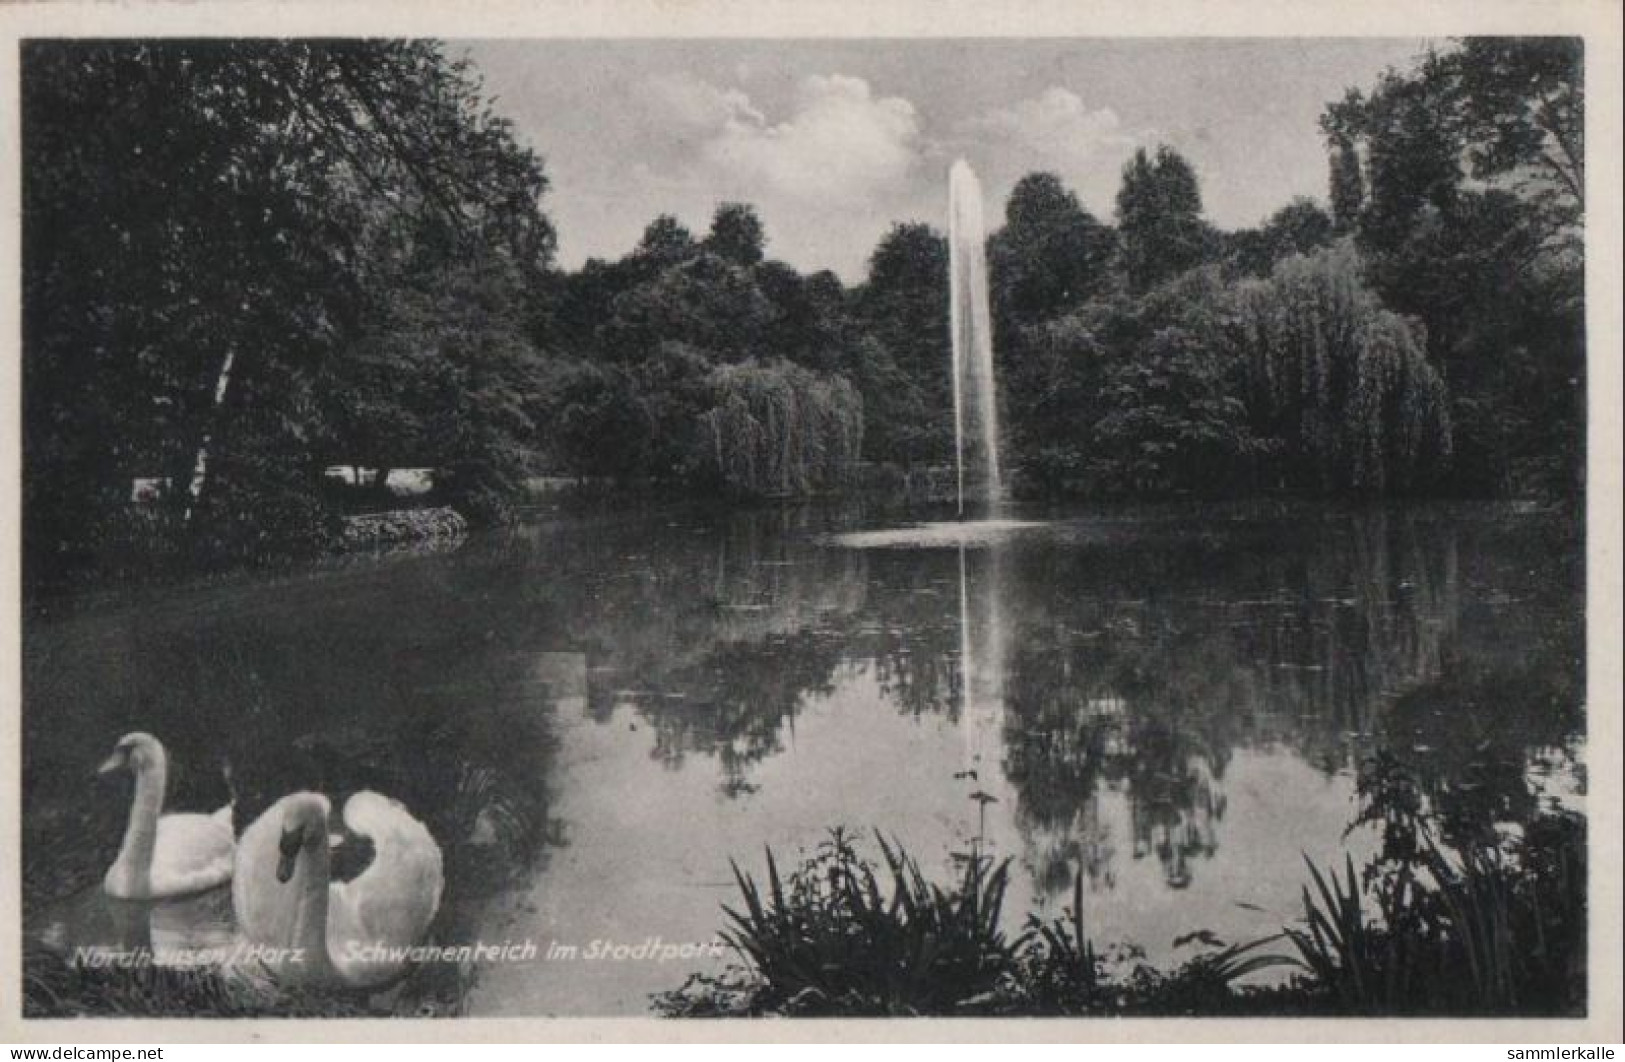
[22, 502, 1585, 1015]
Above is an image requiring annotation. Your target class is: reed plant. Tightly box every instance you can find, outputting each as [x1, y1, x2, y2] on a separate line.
[1285, 814, 1585, 1015]
[1283, 852, 1397, 1011]
[1021, 868, 1100, 1006]
[714, 828, 1021, 1015]
[665, 807, 1584, 1018]
[679, 832, 1304, 1017]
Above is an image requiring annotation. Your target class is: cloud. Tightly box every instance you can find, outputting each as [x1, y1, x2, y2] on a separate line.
[622, 79, 1149, 275]
[963, 88, 1134, 164]
[956, 88, 1146, 214]
[631, 73, 928, 277]
[698, 74, 922, 204]
[644, 73, 763, 132]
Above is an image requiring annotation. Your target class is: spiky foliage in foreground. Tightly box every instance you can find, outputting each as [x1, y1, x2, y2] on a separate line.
[661, 811, 1584, 1018]
[1286, 813, 1585, 1016]
[655, 830, 1305, 1018]
[701, 829, 1019, 1015]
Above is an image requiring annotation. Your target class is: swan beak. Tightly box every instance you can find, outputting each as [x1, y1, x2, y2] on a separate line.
[276, 845, 299, 884]
[96, 753, 123, 776]
[276, 827, 302, 884]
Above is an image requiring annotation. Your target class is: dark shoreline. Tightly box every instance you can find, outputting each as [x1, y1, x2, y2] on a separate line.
[21, 488, 1581, 614]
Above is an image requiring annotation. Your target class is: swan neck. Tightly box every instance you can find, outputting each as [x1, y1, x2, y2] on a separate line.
[115, 748, 166, 883]
[291, 840, 332, 971]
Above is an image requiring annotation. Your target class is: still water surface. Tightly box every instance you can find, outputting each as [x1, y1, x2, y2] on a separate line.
[23, 502, 1584, 1015]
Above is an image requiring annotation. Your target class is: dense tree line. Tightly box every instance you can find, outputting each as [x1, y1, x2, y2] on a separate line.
[533, 204, 866, 494]
[895, 38, 1575, 500]
[22, 38, 1584, 590]
[23, 40, 554, 583]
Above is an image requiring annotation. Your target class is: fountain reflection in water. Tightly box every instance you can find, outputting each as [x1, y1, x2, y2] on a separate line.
[957, 542, 1009, 785]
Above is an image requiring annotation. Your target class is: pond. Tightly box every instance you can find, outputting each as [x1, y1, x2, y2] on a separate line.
[21, 500, 1586, 1016]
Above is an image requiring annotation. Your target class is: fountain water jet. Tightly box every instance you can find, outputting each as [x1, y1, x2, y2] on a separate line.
[948, 159, 1003, 517]
[823, 161, 1042, 552]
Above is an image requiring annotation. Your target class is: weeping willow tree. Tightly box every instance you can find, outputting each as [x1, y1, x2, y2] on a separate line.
[697, 361, 864, 497]
[1233, 244, 1452, 494]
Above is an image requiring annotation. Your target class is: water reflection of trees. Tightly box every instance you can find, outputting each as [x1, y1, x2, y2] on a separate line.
[1001, 632, 1238, 894]
[1365, 606, 1583, 850]
[1225, 510, 1461, 748]
[859, 551, 964, 719]
[510, 505, 1576, 901]
[513, 506, 869, 793]
[984, 509, 1578, 898]
[1124, 720, 1225, 891]
[638, 629, 851, 796]
[570, 507, 1574, 894]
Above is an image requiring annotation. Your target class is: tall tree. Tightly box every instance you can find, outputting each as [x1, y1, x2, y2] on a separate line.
[597, 252, 775, 365]
[1092, 325, 1254, 496]
[755, 261, 851, 373]
[705, 202, 767, 267]
[1328, 136, 1366, 233]
[853, 222, 953, 465]
[637, 214, 700, 266]
[1226, 197, 1336, 277]
[1115, 146, 1211, 292]
[1447, 37, 1583, 214]
[1321, 38, 1584, 496]
[989, 172, 1118, 326]
[325, 252, 546, 525]
[1344, 57, 1465, 254]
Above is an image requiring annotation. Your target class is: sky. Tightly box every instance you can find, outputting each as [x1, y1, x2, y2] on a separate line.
[462, 38, 1434, 281]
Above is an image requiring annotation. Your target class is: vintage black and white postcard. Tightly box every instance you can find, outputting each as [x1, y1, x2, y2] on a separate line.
[2, 0, 1620, 1044]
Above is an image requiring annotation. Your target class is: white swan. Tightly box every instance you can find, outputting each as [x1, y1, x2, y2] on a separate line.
[233, 791, 443, 989]
[98, 732, 234, 900]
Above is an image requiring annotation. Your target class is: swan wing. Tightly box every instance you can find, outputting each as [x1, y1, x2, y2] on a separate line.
[328, 791, 444, 987]
[145, 812, 234, 898]
[149, 887, 236, 966]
